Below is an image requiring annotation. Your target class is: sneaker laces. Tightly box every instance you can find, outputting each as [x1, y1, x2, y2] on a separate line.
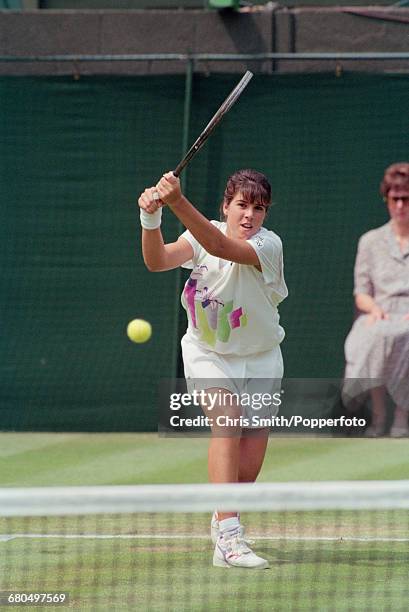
[224, 534, 252, 557]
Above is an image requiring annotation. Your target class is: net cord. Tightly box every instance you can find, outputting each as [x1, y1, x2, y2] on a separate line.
[1, 481, 409, 516]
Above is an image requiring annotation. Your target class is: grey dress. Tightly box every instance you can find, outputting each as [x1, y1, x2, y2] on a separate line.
[343, 222, 409, 409]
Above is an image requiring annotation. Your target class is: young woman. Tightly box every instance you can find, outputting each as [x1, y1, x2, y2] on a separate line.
[138, 169, 288, 568]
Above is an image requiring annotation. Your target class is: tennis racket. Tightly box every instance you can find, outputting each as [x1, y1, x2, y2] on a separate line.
[173, 71, 253, 178]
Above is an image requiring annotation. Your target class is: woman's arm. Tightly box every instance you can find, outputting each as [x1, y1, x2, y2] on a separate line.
[142, 231, 194, 272]
[355, 293, 389, 321]
[138, 186, 194, 272]
[353, 233, 389, 323]
[155, 172, 260, 266]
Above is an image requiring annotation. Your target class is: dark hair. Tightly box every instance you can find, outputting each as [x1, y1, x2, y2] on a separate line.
[220, 169, 272, 221]
[380, 162, 409, 198]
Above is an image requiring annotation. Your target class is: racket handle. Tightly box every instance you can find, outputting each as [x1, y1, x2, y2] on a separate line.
[173, 162, 185, 178]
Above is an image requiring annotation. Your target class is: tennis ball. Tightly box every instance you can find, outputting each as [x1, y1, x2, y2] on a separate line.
[127, 319, 152, 344]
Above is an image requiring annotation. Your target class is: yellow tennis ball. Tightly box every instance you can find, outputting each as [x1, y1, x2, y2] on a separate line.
[127, 319, 152, 344]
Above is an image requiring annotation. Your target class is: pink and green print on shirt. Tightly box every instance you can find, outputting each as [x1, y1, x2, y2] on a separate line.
[183, 276, 248, 347]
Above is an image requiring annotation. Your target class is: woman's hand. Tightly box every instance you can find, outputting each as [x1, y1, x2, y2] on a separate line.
[365, 305, 389, 326]
[138, 187, 164, 214]
[403, 313, 409, 321]
[156, 172, 183, 206]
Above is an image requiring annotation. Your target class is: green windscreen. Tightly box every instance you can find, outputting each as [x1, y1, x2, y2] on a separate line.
[1, 73, 408, 430]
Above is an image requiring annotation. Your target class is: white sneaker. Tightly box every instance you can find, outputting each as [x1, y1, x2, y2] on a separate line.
[211, 512, 248, 545]
[213, 533, 269, 569]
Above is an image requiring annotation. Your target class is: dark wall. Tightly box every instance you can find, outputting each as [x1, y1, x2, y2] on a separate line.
[1, 73, 408, 430]
[0, 8, 408, 75]
[1, 7, 407, 430]
[38, 1, 398, 7]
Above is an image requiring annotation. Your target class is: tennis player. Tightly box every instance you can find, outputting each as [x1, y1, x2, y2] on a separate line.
[138, 169, 288, 569]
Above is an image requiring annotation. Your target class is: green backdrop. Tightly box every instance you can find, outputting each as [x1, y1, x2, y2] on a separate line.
[1, 73, 408, 430]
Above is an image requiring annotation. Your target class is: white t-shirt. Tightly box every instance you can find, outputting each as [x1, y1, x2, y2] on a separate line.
[180, 221, 288, 356]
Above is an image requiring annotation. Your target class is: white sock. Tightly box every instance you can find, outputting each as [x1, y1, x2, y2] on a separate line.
[219, 517, 240, 538]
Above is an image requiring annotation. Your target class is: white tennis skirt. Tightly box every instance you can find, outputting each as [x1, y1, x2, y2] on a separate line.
[181, 335, 284, 422]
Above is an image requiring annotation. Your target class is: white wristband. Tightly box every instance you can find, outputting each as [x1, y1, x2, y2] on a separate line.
[140, 207, 162, 230]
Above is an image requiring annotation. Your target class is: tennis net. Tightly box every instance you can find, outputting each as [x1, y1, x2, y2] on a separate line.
[1, 481, 409, 610]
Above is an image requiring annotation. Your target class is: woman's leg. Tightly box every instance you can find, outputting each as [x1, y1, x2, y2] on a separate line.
[206, 392, 270, 568]
[208, 429, 269, 520]
[208, 436, 240, 484]
[204, 388, 242, 520]
[368, 386, 386, 434]
[390, 405, 409, 437]
[238, 429, 269, 483]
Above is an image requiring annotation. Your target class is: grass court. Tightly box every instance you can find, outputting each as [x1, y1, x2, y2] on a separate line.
[1, 434, 408, 610]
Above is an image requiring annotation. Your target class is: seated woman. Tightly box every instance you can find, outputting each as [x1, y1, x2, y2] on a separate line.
[344, 162, 409, 437]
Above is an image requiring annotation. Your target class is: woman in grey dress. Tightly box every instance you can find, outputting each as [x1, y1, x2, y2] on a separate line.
[344, 162, 409, 437]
